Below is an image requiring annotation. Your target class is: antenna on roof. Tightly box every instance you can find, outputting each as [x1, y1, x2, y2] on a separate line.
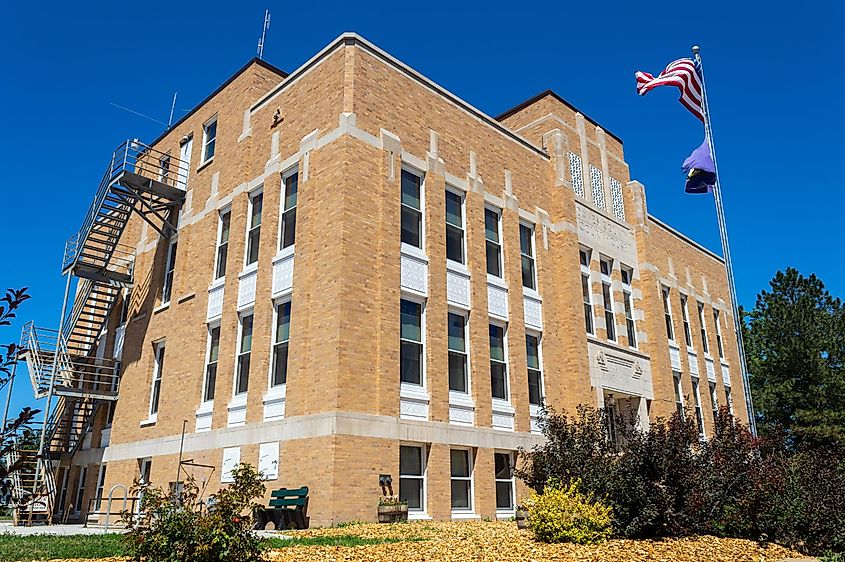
[257, 9, 271, 59]
[109, 102, 168, 127]
[167, 92, 178, 128]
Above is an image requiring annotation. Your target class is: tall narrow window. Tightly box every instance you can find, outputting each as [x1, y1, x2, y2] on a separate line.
[526, 333, 543, 406]
[235, 314, 253, 395]
[445, 189, 465, 264]
[610, 177, 625, 220]
[399, 445, 425, 512]
[725, 386, 734, 415]
[214, 210, 230, 280]
[662, 287, 675, 341]
[271, 301, 291, 387]
[698, 303, 709, 354]
[673, 371, 684, 417]
[568, 153, 584, 198]
[600, 257, 615, 342]
[680, 295, 692, 347]
[494, 452, 515, 511]
[280, 170, 298, 250]
[159, 154, 171, 183]
[580, 249, 594, 334]
[202, 326, 220, 402]
[447, 312, 468, 393]
[713, 310, 724, 359]
[590, 164, 606, 209]
[450, 449, 473, 512]
[75, 466, 87, 514]
[489, 324, 508, 400]
[400, 299, 423, 385]
[149, 343, 165, 416]
[202, 117, 217, 163]
[401, 170, 423, 248]
[709, 382, 719, 425]
[485, 208, 503, 278]
[621, 267, 636, 348]
[95, 465, 107, 509]
[519, 224, 536, 290]
[245, 192, 263, 266]
[162, 240, 177, 304]
[692, 376, 705, 438]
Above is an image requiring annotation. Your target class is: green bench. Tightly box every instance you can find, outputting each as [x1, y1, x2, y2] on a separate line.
[253, 486, 310, 530]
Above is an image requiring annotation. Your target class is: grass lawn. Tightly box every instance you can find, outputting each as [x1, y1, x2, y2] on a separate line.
[0, 534, 126, 561]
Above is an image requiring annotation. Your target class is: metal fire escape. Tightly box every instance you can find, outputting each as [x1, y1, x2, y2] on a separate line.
[10, 140, 187, 524]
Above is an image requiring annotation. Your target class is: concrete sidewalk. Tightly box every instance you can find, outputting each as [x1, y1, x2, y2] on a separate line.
[0, 523, 124, 535]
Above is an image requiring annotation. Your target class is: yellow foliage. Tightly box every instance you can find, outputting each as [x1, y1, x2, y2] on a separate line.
[524, 479, 613, 544]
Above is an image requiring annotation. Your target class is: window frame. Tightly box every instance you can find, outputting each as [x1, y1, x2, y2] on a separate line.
[709, 381, 719, 425]
[447, 310, 470, 395]
[519, 222, 537, 291]
[621, 266, 637, 348]
[244, 189, 263, 268]
[279, 167, 299, 251]
[580, 248, 594, 335]
[662, 287, 676, 342]
[270, 299, 292, 389]
[201, 115, 217, 164]
[713, 310, 725, 359]
[494, 451, 516, 514]
[234, 312, 254, 396]
[212, 208, 231, 281]
[692, 375, 705, 439]
[697, 302, 710, 354]
[74, 466, 87, 516]
[201, 323, 220, 404]
[449, 447, 474, 513]
[445, 187, 466, 265]
[149, 341, 165, 418]
[600, 256, 616, 342]
[673, 370, 684, 418]
[400, 297, 426, 388]
[400, 168, 424, 250]
[680, 294, 693, 348]
[526, 331, 544, 407]
[484, 206, 504, 279]
[489, 322, 509, 402]
[161, 238, 178, 305]
[399, 444, 427, 515]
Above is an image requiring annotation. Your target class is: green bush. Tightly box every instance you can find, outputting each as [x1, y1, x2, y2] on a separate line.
[524, 479, 613, 544]
[122, 463, 266, 562]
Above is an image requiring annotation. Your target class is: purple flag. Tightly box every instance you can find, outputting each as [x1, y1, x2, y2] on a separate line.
[682, 137, 716, 194]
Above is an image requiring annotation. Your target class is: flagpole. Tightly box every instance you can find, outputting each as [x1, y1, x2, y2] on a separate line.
[692, 45, 757, 436]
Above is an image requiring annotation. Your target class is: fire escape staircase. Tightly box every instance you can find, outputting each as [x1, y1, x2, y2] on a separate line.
[13, 140, 187, 524]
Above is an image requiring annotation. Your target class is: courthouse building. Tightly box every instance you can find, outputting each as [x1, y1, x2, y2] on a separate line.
[21, 33, 748, 526]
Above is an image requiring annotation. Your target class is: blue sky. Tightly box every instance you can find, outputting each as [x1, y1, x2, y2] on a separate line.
[0, 1, 841, 416]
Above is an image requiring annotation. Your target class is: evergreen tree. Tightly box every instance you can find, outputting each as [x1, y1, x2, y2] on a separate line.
[744, 268, 845, 445]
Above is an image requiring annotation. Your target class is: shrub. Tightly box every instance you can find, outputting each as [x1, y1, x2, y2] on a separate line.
[524, 479, 613, 544]
[122, 463, 266, 562]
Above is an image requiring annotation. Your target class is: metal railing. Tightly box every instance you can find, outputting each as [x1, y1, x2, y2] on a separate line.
[62, 139, 188, 272]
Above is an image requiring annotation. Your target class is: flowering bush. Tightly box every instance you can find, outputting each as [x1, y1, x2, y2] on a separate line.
[524, 479, 613, 544]
[122, 463, 266, 562]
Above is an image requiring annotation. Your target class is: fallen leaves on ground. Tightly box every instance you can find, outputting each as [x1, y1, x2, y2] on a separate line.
[265, 520, 805, 562]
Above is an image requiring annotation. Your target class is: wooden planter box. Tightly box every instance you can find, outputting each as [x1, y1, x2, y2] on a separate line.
[377, 504, 408, 523]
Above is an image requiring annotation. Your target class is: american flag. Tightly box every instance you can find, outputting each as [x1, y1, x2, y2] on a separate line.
[636, 58, 704, 122]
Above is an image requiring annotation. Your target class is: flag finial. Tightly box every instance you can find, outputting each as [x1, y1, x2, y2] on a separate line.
[691, 45, 701, 55]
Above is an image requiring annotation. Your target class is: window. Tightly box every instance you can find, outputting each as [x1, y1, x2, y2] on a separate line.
[271, 301, 291, 387]
[161, 240, 177, 304]
[489, 324, 508, 400]
[725, 386, 734, 415]
[662, 287, 675, 341]
[399, 445, 425, 512]
[526, 333, 543, 406]
[580, 249, 594, 335]
[202, 117, 217, 163]
[610, 177, 625, 220]
[485, 208, 503, 278]
[621, 267, 636, 348]
[149, 343, 165, 416]
[673, 371, 684, 417]
[400, 299, 423, 385]
[447, 312, 468, 393]
[692, 376, 705, 438]
[713, 310, 724, 358]
[95, 465, 107, 509]
[202, 326, 220, 402]
[214, 210, 231, 280]
[519, 224, 536, 290]
[450, 449, 473, 511]
[75, 466, 87, 514]
[709, 382, 719, 425]
[235, 314, 254, 395]
[245, 192, 263, 266]
[401, 170, 423, 248]
[600, 257, 615, 342]
[590, 164, 606, 209]
[159, 154, 171, 183]
[280, 170, 298, 250]
[445, 189, 465, 264]
[605, 401, 619, 447]
[698, 303, 709, 354]
[680, 295, 692, 347]
[568, 152, 584, 198]
[494, 452, 515, 511]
